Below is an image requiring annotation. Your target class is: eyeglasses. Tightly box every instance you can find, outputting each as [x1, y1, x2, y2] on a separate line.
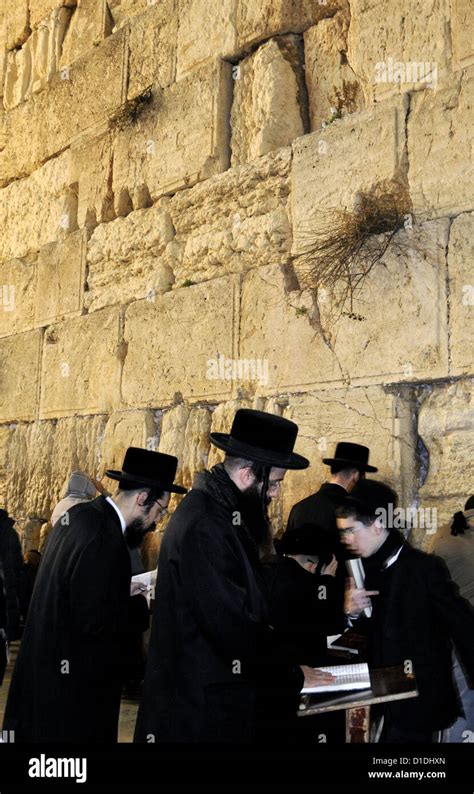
[155, 500, 168, 517]
[268, 480, 282, 489]
[339, 526, 362, 537]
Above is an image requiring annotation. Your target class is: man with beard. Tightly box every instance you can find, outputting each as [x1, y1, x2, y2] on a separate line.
[2, 448, 186, 743]
[134, 409, 335, 743]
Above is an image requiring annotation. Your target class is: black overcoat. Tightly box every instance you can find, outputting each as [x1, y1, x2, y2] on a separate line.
[134, 465, 303, 743]
[361, 542, 474, 733]
[3, 497, 131, 742]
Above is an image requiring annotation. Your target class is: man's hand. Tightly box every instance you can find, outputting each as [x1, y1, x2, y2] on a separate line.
[300, 665, 336, 689]
[344, 576, 379, 616]
[321, 555, 338, 577]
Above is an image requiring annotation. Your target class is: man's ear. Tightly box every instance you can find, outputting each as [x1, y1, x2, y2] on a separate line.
[374, 517, 384, 534]
[136, 490, 149, 507]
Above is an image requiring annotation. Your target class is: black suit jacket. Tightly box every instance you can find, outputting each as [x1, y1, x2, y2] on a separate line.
[287, 482, 348, 559]
[3, 497, 131, 742]
[358, 543, 474, 732]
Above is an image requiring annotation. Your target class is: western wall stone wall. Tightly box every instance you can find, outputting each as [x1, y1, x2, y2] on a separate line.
[0, 0, 472, 562]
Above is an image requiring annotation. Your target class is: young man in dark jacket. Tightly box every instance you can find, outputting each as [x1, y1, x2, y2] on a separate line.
[337, 479, 474, 743]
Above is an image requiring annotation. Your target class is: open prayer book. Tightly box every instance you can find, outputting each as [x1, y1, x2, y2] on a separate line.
[301, 663, 371, 693]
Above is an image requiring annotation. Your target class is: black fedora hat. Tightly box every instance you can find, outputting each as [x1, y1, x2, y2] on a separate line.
[322, 441, 377, 473]
[210, 409, 309, 470]
[275, 525, 333, 557]
[106, 447, 187, 494]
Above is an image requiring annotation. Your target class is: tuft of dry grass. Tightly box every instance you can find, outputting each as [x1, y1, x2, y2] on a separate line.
[293, 180, 413, 312]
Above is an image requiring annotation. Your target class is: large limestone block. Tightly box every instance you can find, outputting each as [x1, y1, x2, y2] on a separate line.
[127, 0, 177, 98]
[239, 263, 339, 395]
[408, 70, 474, 219]
[99, 409, 157, 485]
[315, 220, 450, 384]
[291, 97, 408, 253]
[159, 403, 211, 489]
[5, 414, 107, 521]
[451, 0, 474, 71]
[230, 35, 306, 166]
[109, 0, 152, 29]
[85, 202, 174, 312]
[418, 379, 474, 526]
[29, 1, 77, 31]
[282, 386, 412, 524]
[237, 0, 347, 51]
[35, 229, 87, 326]
[168, 148, 292, 285]
[69, 129, 115, 228]
[4, 7, 72, 110]
[0, 329, 43, 421]
[60, 0, 113, 67]
[122, 276, 240, 407]
[176, 0, 237, 79]
[304, 12, 364, 131]
[0, 28, 127, 186]
[207, 398, 253, 468]
[0, 150, 75, 261]
[3, 0, 30, 49]
[447, 213, 474, 376]
[39, 307, 122, 418]
[113, 60, 232, 208]
[347, 0, 449, 103]
[0, 425, 13, 504]
[0, 256, 36, 337]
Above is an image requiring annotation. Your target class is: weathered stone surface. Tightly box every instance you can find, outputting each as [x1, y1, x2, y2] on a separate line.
[304, 12, 364, 131]
[85, 203, 174, 312]
[314, 219, 450, 385]
[282, 386, 412, 525]
[69, 128, 115, 228]
[291, 97, 408, 253]
[237, 0, 347, 51]
[0, 28, 127, 186]
[39, 308, 121, 418]
[34, 229, 87, 326]
[347, 0, 450, 103]
[127, 0, 177, 98]
[0, 150, 75, 262]
[240, 263, 339, 395]
[5, 414, 107, 520]
[176, 0, 237, 79]
[60, 0, 113, 67]
[29, 0, 77, 31]
[4, 7, 72, 110]
[122, 276, 240, 407]
[159, 403, 211, 487]
[113, 60, 232, 208]
[230, 35, 306, 167]
[168, 148, 292, 285]
[207, 398, 253, 469]
[3, 0, 30, 49]
[447, 213, 474, 376]
[418, 379, 474, 526]
[451, 0, 474, 71]
[109, 0, 151, 29]
[408, 70, 474, 219]
[0, 330, 43, 422]
[0, 425, 13, 504]
[99, 409, 157, 485]
[0, 256, 36, 337]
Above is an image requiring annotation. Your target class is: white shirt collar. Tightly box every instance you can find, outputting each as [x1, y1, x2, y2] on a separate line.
[106, 496, 127, 534]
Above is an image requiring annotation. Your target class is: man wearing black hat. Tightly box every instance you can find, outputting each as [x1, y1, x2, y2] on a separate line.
[134, 409, 335, 743]
[287, 443, 378, 620]
[3, 448, 185, 743]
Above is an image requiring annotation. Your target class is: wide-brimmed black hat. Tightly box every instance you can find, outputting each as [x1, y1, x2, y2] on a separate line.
[322, 442, 377, 473]
[210, 409, 309, 470]
[106, 447, 187, 494]
[275, 525, 333, 557]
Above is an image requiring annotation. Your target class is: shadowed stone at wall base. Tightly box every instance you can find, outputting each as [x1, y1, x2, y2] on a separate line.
[39, 307, 122, 418]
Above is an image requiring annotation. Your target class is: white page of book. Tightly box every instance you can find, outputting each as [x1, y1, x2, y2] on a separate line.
[301, 663, 371, 693]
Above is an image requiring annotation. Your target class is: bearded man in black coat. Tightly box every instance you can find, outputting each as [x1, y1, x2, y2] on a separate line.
[338, 479, 474, 743]
[2, 448, 185, 743]
[134, 409, 335, 743]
